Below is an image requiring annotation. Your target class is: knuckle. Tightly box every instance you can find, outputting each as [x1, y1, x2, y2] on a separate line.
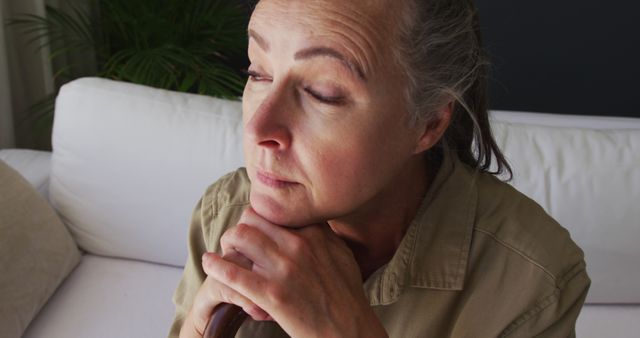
[220, 230, 232, 245]
[289, 235, 309, 254]
[222, 264, 239, 282]
[239, 207, 254, 222]
[279, 260, 296, 278]
[234, 222, 252, 240]
[201, 254, 213, 273]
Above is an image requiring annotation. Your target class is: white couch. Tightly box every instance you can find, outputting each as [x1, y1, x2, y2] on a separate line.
[1, 77, 639, 337]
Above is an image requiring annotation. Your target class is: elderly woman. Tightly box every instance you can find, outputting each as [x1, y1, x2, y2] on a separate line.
[169, 0, 590, 337]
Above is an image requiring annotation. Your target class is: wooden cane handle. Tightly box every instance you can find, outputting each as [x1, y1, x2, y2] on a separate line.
[203, 303, 248, 338]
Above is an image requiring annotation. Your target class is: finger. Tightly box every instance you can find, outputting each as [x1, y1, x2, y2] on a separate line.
[239, 207, 299, 248]
[300, 225, 360, 282]
[241, 206, 333, 257]
[200, 253, 270, 321]
[294, 223, 346, 257]
[313, 223, 359, 258]
[203, 251, 273, 313]
[220, 223, 282, 270]
[242, 208, 341, 265]
[319, 225, 354, 257]
[220, 248, 254, 271]
[295, 222, 332, 240]
[193, 280, 271, 329]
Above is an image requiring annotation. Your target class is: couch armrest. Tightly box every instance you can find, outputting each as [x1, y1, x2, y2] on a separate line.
[0, 149, 52, 199]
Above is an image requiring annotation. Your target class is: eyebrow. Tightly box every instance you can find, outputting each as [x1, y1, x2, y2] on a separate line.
[248, 29, 270, 52]
[294, 47, 366, 81]
[248, 29, 366, 82]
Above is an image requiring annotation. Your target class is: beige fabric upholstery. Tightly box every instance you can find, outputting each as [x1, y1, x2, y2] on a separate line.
[0, 160, 80, 338]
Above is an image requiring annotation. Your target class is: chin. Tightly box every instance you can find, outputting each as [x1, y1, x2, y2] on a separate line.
[249, 191, 310, 228]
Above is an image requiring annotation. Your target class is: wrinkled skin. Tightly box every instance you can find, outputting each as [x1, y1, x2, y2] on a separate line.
[182, 0, 452, 337]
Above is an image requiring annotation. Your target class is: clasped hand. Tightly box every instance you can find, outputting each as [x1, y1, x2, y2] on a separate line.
[191, 207, 386, 338]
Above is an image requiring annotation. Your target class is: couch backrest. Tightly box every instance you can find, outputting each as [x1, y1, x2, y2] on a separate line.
[490, 110, 640, 304]
[51, 78, 639, 304]
[50, 78, 243, 267]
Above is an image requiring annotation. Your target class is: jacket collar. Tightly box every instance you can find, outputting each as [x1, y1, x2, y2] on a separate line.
[365, 151, 478, 305]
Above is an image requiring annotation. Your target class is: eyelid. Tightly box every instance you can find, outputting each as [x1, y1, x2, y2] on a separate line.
[245, 69, 272, 82]
[245, 67, 348, 106]
[304, 86, 347, 106]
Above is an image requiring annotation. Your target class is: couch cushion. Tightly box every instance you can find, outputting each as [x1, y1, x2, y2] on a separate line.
[50, 78, 244, 266]
[490, 111, 640, 303]
[0, 160, 81, 338]
[577, 304, 640, 338]
[23, 254, 183, 338]
[0, 149, 52, 197]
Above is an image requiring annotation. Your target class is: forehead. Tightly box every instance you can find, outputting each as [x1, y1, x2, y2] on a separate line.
[251, 0, 391, 27]
[249, 0, 405, 74]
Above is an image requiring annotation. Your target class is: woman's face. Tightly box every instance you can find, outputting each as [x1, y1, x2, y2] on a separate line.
[243, 0, 423, 226]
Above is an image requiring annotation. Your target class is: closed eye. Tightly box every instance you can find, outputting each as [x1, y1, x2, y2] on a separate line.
[304, 87, 346, 106]
[245, 69, 272, 82]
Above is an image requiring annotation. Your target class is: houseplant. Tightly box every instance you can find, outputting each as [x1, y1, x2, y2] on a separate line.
[7, 0, 249, 143]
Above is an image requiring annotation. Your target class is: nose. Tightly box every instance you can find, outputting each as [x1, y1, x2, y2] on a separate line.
[244, 84, 293, 151]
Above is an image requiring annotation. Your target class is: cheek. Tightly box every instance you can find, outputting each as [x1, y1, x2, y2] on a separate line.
[299, 128, 385, 204]
[305, 113, 414, 204]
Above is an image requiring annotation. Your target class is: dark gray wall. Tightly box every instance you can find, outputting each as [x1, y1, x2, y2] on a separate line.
[476, 1, 640, 117]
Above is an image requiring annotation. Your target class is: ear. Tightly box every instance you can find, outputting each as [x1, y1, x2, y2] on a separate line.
[413, 100, 453, 154]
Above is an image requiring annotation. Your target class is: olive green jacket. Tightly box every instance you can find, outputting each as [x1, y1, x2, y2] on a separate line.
[169, 153, 590, 338]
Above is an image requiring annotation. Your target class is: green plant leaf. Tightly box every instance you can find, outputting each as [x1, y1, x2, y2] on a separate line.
[6, 0, 250, 141]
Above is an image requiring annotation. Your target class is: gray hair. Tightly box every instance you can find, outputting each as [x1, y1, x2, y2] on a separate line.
[395, 0, 512, 178]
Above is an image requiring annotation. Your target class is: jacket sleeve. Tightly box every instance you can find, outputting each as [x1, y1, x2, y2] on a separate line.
[167, 170, 248, 338]
[167, 193, 211, 338]
[501, 267, 591, 338]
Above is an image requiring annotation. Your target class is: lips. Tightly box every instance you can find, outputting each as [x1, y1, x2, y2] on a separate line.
[256, 170, 298, 189]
